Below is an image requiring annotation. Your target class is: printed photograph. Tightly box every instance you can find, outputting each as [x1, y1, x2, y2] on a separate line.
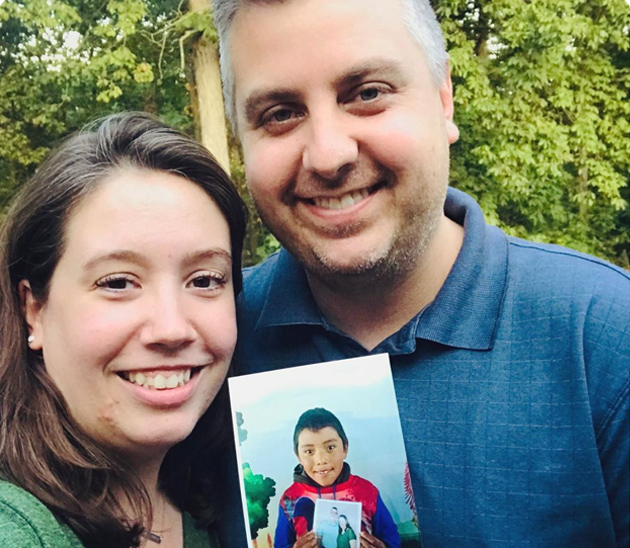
[228, 354, 422, 548]
[313, 499, 362, 548]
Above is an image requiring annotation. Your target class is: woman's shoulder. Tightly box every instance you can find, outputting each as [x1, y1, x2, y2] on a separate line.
[0, 480, 84, 548]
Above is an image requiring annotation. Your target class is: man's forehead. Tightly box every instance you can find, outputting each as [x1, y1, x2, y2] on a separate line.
[229, 0, 408, 64]
[229, 0, 424, 116]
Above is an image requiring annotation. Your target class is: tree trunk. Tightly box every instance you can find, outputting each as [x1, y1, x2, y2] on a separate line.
[188, 0, 230, 174]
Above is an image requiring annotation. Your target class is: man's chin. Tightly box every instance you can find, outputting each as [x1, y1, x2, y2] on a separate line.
[307, 244, 390, 277]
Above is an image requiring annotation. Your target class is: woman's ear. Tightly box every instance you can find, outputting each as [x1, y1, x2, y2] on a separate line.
[18, 280, 44, 350]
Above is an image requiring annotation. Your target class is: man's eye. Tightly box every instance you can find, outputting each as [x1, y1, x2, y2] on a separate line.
[358, 87, 380, 101]
[327, 444, 336, 451]
[270, 109, 293, 123]
[260, 106, 304, 132]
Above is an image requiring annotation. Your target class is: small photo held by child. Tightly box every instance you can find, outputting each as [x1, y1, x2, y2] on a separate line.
[313, 499, 362, 548]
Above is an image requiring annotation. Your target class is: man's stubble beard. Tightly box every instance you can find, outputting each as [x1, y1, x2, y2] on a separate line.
[253, 178, 448, 291]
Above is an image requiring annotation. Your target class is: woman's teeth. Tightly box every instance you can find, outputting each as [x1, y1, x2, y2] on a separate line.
[124, 369, 192, 390]
[313, 188, 370, 210]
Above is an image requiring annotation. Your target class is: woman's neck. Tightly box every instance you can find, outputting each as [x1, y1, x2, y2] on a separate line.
[120, 453, 184, 548]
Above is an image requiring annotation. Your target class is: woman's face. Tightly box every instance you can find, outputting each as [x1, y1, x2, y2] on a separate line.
[339, 516, 347, 529]
[23, 170, 236, 461]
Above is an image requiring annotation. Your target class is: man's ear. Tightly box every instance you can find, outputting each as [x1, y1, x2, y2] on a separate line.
[439, 59, 460, 145]
[18, 280, 44, 350]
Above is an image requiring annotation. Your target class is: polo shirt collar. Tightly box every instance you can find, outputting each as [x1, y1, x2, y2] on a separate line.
[256, 247, 323, 328]
[256, 187, 508, 350]
[415, 188, 508, 350]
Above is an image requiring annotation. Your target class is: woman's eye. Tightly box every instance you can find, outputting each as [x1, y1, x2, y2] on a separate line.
[95, 275, 136, 291]
[188, 272, 226, 290]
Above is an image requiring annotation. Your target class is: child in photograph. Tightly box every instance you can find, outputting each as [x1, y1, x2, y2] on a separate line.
[274, 408, 401, 548]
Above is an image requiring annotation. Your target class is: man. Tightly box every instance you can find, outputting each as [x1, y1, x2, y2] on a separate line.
[211, 0, 630, 546]
[319, 506, 339, 548]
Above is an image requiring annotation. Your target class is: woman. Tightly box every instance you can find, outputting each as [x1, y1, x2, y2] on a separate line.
[0, 113, 247, 548]
[337, 515, 357, 548]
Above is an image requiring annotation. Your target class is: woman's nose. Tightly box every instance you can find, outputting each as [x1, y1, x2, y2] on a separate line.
[140, 289, 196, 350]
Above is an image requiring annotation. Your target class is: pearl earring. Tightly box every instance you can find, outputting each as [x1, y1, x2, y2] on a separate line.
[27, 335, 34, 344]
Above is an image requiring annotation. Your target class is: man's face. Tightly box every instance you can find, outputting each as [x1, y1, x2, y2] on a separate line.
[231, 0, 459, 282]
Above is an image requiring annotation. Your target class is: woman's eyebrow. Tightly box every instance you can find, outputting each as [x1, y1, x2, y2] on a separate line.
[182, 248, 233, 267]
[82, 248, 232, 271]
[83, 250, 147, 270]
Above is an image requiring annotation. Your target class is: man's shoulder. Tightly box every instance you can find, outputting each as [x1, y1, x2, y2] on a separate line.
[508, 237, 628, 277]
[505, 236, 630, 298]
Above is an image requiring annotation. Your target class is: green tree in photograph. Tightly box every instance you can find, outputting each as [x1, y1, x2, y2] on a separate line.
[242, 462, 276, 541]
[236, 411, 276, 541]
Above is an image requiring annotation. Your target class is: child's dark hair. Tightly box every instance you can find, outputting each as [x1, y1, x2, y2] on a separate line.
[293, 408, 348, 454]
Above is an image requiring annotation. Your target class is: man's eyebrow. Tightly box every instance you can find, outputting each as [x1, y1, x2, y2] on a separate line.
[242, 59, 405, 124]
[334, 59, 406, 89]
[244, 89, 303, 125]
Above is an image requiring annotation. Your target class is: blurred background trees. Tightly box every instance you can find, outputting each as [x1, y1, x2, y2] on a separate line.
[1, 0, 628, 267]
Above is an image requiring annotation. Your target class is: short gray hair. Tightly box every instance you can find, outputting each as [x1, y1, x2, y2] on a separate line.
[211, 0, 448, 130]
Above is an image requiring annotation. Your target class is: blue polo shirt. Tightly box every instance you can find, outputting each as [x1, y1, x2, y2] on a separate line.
[225, 188, 629, 548]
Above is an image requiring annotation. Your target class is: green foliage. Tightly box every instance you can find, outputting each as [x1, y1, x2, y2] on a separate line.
[236, 411, 248, 445]
[1, 0, 628, 266]
[242, 462, 277, 540]
[238, 412, 276, 540]
[0, 0, 195, 206]
[437, 0, 630, 265]
[228, 129, 281, 266]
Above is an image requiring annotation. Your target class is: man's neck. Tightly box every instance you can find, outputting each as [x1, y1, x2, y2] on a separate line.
[307, 216, 464, 350]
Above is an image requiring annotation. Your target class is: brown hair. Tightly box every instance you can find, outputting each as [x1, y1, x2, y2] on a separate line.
[0, 112, 247, 548]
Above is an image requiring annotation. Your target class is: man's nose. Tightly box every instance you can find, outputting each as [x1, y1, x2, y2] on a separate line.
[315, 449, 329, 464]
[140, 288, 196, 350]
[302, 109, 358, 181]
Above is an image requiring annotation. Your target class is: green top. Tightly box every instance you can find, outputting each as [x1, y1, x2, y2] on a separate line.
[336, 527, 357, 548]
[0, 480, 218, 548]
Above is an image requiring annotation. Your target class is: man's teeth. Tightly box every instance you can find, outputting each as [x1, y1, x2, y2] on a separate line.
[313, 188, 370, 210]
[126, 370, 192, 390]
